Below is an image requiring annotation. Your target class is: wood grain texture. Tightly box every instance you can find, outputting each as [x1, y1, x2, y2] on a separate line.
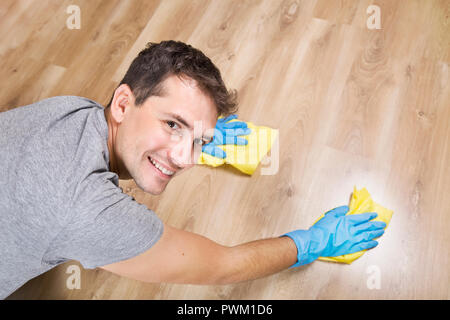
[1, 0, 449, 299]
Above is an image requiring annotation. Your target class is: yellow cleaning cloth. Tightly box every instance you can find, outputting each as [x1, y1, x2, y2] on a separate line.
[314, 186, 393, 264]
[197, 121, 278, 175]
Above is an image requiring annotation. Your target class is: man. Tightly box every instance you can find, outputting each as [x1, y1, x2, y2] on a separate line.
[0, 41, 385, 299]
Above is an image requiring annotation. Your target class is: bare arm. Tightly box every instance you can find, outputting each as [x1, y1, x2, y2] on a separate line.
[100, 223, 298, 285]
[218, 235, 298, 284]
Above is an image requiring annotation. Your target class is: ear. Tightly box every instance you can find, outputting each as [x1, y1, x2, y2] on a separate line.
[110, 84, 134, 123]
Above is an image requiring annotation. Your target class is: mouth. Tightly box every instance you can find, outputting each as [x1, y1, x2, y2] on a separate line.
[148, 156, 175, 178]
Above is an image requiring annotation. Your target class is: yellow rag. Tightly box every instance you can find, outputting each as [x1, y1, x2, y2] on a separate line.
[197, 120, 278, 175]
[314, 186, 393, 264]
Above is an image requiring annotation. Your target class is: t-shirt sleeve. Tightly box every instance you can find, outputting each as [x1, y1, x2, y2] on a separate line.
[43, 177, 164, 269]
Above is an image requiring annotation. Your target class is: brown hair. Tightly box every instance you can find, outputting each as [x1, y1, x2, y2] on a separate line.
[105, 40, 238, 117]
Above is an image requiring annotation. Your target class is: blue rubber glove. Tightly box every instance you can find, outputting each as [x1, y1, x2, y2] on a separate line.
[201, 114, 252, 159]
[282, 205, 386, 267]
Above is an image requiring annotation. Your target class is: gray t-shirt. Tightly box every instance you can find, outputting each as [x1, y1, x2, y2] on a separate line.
[0, 96, 164, 299]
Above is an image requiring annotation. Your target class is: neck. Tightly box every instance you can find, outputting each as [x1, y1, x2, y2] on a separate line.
[104, 107, 119, 176]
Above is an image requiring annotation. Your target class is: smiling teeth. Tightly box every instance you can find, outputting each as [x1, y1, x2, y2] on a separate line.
[150, 157, 174, 176]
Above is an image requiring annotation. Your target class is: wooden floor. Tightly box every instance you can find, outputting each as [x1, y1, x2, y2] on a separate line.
[2, 0, 449, 299]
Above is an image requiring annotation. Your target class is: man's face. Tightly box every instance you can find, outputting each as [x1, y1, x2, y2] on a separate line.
[109, 75, 218, 195]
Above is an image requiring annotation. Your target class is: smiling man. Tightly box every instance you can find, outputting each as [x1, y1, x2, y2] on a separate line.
[0, 41, 385, 299]
[104, 75, 218, 195]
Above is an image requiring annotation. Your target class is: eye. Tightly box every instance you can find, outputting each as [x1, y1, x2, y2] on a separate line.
[193, 138, 204, 146]
[194, 137, 212, 146]
[167, 120, 180, 130]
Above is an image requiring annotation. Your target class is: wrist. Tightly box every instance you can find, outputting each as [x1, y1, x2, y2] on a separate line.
[281, 229, 320, 268]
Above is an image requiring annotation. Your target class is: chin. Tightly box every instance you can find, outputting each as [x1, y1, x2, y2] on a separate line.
[138, 180, 168, 195]
[146, 186, 166, 195]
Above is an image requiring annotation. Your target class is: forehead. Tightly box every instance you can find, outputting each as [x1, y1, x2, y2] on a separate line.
[150, 75, 218, 128]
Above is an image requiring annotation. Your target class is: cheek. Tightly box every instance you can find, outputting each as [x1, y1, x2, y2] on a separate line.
[140, 127, 174, 154]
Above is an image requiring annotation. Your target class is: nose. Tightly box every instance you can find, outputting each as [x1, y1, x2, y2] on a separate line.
[168, 133, 195, 169]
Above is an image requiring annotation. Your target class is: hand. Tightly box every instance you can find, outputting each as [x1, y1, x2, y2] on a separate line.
[282, 205, 386, 267]
[201, 115, 252, 159]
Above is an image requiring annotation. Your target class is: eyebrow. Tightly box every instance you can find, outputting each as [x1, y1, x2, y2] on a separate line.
[164, 112, 192, 130]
